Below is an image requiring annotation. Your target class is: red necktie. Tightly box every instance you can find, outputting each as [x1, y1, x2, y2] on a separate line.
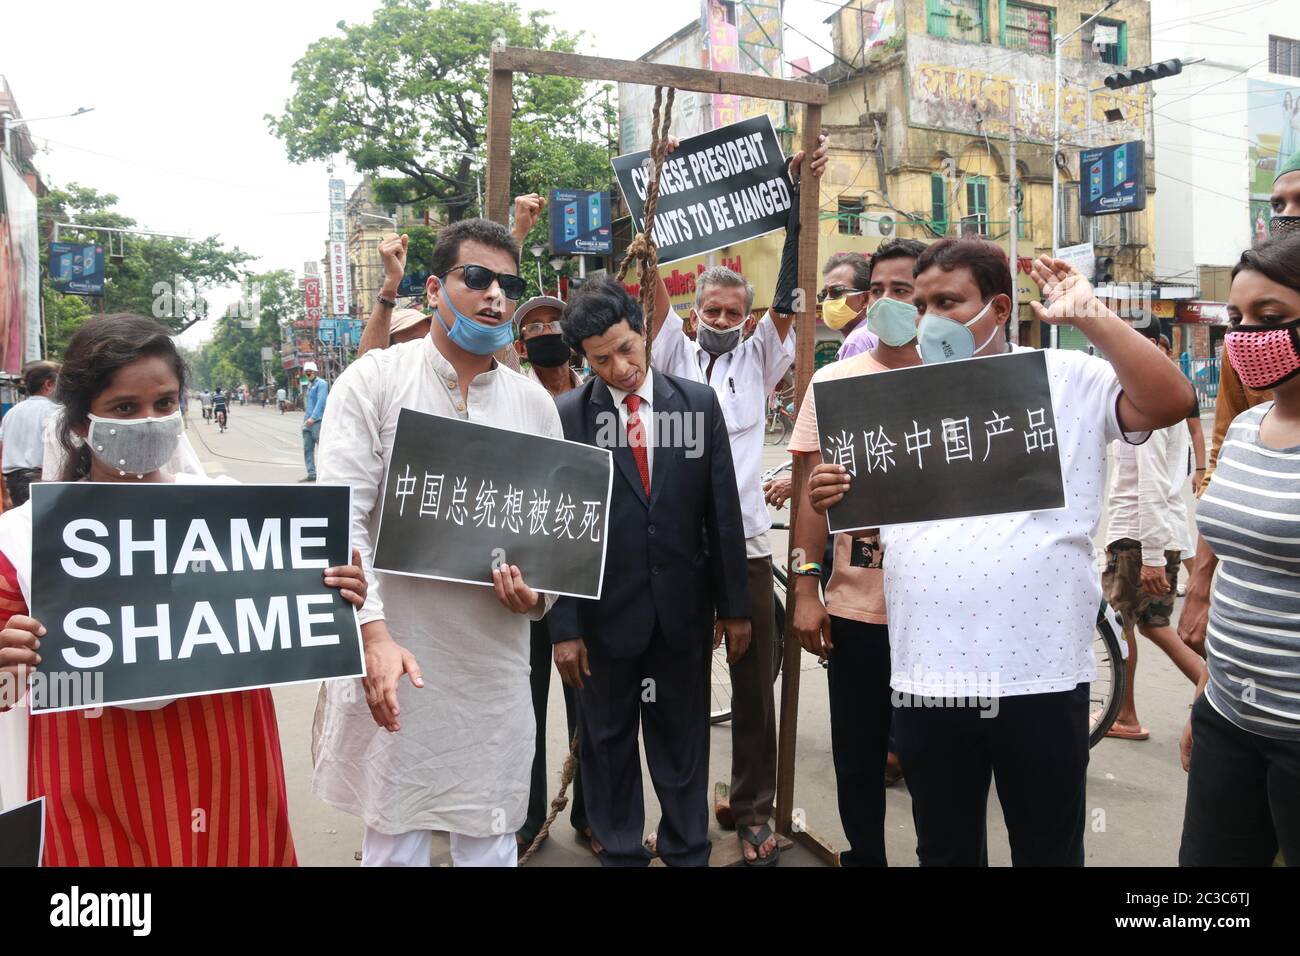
[625, 393, 651, 495]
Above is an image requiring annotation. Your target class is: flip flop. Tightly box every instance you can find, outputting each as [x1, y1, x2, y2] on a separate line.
[1106, 724, 1150, 741]
[738, 824, 780, 867]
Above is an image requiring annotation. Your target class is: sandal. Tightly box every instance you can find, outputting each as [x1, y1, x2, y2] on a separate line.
[738, 824, 780, 867]
[1106, 722, 1150, 741]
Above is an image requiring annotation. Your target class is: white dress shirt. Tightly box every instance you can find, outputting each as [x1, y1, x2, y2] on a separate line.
[0, 395, 56, 472]
[651, 310, 795, 552]
[1106, 420, 1191, 566]
[603, 369, 656, 478]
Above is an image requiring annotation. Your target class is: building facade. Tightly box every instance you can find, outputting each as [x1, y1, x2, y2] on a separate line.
[1152, 0, 1300, 360]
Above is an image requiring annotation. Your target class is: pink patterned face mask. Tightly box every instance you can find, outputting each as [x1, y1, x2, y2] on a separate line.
[1225, 317, 1300, 391]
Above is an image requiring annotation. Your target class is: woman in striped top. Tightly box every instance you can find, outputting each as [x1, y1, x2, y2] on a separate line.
[1179, 236, 1300, 867]
[0, 313, 368, 866]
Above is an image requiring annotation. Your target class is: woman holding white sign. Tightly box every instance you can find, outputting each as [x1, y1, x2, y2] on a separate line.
[0, 313, 369, 866]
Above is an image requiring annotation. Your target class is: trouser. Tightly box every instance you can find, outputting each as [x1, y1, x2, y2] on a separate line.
[577, 626, 711, 867]
[303, 421, 321, 479]
[894, 683, 1090, 866]
[826, 617, 893, 866]
[1180, 694, 1300, 866]
[727, 557, 777, 827]
[3, 467, 41, 507]
[360, 826, 516, 867]
[521, 617, 586, 843]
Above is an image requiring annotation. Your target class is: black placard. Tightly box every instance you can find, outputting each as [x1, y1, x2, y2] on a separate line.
[372, 409, 613, 599]
[0, 798, 43, 867]
[813, 350, 1066, 531]
[29, 483, 362, 713]
[612, 115, 790, 264]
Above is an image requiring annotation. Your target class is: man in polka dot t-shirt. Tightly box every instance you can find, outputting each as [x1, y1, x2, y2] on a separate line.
[808, 238, 1195, 866]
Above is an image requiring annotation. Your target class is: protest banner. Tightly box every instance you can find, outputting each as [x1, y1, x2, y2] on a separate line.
[0, 797, 43, 867]
[373, 409, 612, 599]
[611, 114, 790, 264]
[29, 483, 363, 714]
[813, 350, 1066, 531]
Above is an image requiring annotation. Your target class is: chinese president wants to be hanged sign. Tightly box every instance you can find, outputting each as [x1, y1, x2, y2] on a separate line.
[28, 483, 363, 713]
[814, 349, 1067, 532]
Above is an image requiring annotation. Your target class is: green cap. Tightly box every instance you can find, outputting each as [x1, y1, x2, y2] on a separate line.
[1275, 147, 1300, 183]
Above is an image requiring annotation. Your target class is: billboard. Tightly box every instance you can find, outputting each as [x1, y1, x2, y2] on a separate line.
[549, 190, 612, 255]
[1247, 78, 1300, 225]
[327, 241, 350, 316]
[0, 152, 37, 372]
[48, 242, 105, 296]
[1079, 141, 1146, 216]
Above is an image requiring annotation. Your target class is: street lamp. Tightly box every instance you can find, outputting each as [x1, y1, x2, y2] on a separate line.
[530, 245, 546, 291]
[4, 106, 94, 127]
[549, 257, 567, 299]
[1051, 0, 1119, 349]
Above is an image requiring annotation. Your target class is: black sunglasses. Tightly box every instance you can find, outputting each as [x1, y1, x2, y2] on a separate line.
[816, 284, 864, 304]
[443, 264, 526, 301]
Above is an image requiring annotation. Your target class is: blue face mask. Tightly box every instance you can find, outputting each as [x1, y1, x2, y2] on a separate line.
[433, 280, 515, 356]
[866, 296, 920, 347]
[916, 299, 999, 363]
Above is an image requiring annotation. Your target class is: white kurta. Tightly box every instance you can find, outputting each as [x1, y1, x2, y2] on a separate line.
[311, 335, 561, 838]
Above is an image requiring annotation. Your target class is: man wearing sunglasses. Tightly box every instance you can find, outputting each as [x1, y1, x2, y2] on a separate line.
[314, 217, 564, 868]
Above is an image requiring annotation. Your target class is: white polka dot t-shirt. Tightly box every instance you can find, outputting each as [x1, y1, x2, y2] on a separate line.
[882, 346, 1146, 698]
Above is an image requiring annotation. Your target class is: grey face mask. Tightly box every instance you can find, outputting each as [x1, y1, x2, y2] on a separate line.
[87, 410, 184, 478]
[696, 318, 744, 356]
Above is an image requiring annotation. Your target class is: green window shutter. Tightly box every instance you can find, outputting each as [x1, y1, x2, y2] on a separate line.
[931, 173, 948, 233]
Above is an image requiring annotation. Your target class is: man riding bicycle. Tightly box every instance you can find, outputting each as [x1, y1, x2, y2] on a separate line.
[212, 388, 229, 432]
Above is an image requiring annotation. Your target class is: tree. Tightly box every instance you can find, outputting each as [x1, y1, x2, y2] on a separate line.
[194, 270, 302, 391]
[38, 183, 253, 356]
[268, 0, 614, 223]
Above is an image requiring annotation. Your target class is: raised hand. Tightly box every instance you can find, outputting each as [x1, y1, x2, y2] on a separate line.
[1029, 255, 1103, 326]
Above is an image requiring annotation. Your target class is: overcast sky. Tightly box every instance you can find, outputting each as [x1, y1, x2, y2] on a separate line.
[1, 0, 834, 345]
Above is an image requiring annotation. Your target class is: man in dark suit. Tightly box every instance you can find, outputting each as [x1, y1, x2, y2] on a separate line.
[550, 277, 751, 867]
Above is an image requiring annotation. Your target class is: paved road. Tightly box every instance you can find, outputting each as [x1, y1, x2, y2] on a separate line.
[189, 402, 1205, 866]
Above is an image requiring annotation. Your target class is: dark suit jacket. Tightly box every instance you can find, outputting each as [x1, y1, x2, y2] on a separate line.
[548, 370, 750, 659]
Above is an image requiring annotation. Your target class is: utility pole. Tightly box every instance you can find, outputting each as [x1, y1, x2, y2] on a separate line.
[1053, 0, 1119, 348]
[1008, 87, 1020, 346]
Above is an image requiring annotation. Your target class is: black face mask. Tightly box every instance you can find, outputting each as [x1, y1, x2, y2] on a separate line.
[1271, 215, 1300, 237]
[524, 334, 571, 369]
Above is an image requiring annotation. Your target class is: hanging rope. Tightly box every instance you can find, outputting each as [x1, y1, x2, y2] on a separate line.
[517, 732, 579, 866]
[616, 86, 676, 366]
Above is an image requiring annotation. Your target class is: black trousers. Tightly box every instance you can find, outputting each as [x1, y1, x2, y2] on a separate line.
[576, 626, 711, 867]
[521, 618, 586, 843]
[894, 683, 1090, 866]
[826, 617, 893, 866]
[1180, 694, 1300, 866]
[727, 557, 777, 827]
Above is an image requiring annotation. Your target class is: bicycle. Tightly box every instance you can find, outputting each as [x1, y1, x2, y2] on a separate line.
[716, 462, 1129, 749]
[763, 396, 796, 446]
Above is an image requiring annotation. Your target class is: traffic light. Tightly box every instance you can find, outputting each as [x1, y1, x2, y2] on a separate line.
[1094, 256, 1115, 284]
[1103, 59, 1183, 90]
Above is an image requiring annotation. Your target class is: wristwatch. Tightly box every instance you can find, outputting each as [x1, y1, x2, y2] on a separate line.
[377, 293, 397, 308]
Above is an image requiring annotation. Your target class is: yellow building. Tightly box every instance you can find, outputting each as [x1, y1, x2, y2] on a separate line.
[343, 177, 440, 323]
[812, 0, 1157, 347]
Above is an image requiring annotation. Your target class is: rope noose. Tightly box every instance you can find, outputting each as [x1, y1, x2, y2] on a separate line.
[520, 89, 677, 867]
[616, 86, 676, 367]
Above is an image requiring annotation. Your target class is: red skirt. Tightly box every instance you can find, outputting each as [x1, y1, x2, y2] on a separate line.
[1, 553, 297, 866]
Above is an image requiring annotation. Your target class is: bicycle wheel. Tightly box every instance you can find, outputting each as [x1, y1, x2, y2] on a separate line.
[709, 597, 786, 725]
[1089, 603, 1127, 749]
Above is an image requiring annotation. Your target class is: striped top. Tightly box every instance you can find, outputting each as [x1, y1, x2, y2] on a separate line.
[1197, 402, 1300, 740]
[0, 553, 297, 866]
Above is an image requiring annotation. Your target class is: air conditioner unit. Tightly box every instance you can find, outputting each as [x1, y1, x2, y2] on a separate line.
[863, 214, 896, 238]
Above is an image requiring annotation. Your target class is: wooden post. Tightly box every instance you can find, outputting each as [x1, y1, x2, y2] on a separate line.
[773, 102, 836, 864]
[485, 60, 514, 226]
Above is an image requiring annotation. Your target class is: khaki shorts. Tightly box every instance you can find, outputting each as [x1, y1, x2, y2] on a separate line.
[1102, 539, 1180, 629]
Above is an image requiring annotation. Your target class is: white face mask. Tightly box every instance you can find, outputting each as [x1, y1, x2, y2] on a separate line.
[87, 410, 184, 478]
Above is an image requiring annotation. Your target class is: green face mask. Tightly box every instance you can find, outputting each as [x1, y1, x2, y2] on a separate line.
[866, 296, 920, 347]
